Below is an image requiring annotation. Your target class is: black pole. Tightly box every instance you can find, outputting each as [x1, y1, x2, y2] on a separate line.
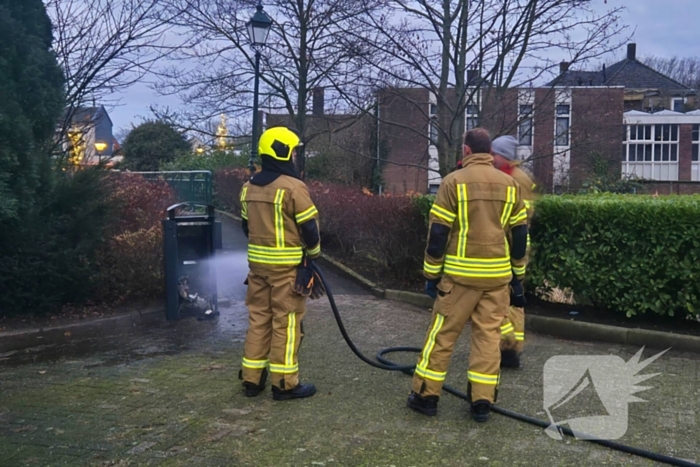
[250, 50, 261, 173]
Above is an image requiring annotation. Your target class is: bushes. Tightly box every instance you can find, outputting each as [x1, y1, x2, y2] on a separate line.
[94, 174, 176, 304]
[161, 148, 250, 172]
[0, 169, 114, 315]
[214, 168, 250, 215]
[213, 172, 427, 283]
[310, 183, 426, 282]
[529, 194, 700, 318]
[309, 183, 426, 280]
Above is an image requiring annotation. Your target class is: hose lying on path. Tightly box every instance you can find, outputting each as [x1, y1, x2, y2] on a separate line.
[312, 263, 698, 467]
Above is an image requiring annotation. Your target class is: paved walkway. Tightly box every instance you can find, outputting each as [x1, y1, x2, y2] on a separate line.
[0, 217, 698, 466]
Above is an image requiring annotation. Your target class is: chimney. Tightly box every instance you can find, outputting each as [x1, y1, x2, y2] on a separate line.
[627, 43, 636, 61]
[312, 87, 324, 116]
[559, 61, 570, 74]
[467, 69, 478, 85]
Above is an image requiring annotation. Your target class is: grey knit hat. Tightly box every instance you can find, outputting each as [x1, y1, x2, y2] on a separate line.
[491, 135, 518, 161]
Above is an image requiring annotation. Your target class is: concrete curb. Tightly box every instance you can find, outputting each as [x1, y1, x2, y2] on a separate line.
[0, 307, 164, 354]
[217, 210, 242, 222]
[317, 253, 386, 298]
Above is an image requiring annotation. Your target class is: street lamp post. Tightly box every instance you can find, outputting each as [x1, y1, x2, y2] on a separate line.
[246, 1, 272, 173]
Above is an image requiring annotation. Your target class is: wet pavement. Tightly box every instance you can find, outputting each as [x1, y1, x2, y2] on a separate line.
[0, 215, 698, 466]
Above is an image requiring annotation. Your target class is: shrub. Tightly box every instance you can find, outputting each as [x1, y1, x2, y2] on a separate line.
[94, 174, 177, 304]
[122, 120, 191, 171]
[0, 169, 113, 315]
[412, 194, 435, 227]
[213, 168, 250, 215]
[310, 183, 426, 282]
[529, 194, 700, 318]
[105, 173, 177, 234]
[96, 227, 165, 304]
[161, 148, 250, 172]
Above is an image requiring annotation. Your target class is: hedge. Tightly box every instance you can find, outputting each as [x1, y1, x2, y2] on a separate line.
[213, 167, 700, 320]
[529, 194, 700, 318]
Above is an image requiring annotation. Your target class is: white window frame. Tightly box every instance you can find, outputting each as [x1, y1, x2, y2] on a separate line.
[672, 97, 686, 113]
[623, 124, 679, 181]
[553, 89, 572, 190]
[555, 103, 571, 147]
[518, 104, 534, 147]
[465, 88, 481, 131]
[517, 89, 535, 166]
[693, 124, 700, 181]
[429, 102, 438, 147]
[428, 92, 442, 190]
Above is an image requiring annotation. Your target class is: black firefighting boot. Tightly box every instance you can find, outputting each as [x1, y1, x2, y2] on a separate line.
[471, 400, 492, 423]
[500, 349, 521, 369]
[406, 392, 439, 416]
[240, 369, 268, 397]
[272, 382, 317, 401]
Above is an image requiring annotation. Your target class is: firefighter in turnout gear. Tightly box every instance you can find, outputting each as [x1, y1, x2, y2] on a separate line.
[491, 136, 537, 369]
[407, 129, 529, 422]
[239, 126, 321, 401]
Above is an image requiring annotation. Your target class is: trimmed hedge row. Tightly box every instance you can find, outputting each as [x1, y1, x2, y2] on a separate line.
[529, 194, 700, 318]
[213, 167, 700, 319]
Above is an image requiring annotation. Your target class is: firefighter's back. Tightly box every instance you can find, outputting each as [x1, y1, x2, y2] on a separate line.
[241, 174, 308, 273]
[440, 154, 524, 290]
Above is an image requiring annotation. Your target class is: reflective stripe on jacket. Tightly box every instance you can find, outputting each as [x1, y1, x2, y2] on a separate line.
[240, 175, 320, 270]
[424, 153, 528, 289]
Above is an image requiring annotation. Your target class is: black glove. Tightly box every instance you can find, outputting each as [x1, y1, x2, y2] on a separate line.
[309, 269, 326, 300]
[294, 256, 315, 297]
[510, 275, 527, 308]
[425, 279, 440, 299]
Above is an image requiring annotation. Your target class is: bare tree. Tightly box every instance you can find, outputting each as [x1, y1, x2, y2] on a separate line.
[158, 0, 385, 176]
[349, 0, 629, 176]
[642, 55, 700, 91]
[46, 0, 175, 163]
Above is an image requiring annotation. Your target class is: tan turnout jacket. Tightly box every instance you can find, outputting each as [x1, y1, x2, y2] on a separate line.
[424, 153, 528, 289]
[240, 175, 321, 273]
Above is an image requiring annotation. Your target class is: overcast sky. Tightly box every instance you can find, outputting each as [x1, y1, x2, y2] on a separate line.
[106, 0, 700, 137]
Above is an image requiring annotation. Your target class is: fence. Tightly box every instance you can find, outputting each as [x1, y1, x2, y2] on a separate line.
[129, 171, 213, 205]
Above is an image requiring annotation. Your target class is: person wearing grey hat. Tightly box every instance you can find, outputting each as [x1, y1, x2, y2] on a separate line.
[491, 135, 519, 172]
[491, 135, 538, 369]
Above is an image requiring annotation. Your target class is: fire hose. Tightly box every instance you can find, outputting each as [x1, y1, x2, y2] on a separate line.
[310, 262, 698, 467]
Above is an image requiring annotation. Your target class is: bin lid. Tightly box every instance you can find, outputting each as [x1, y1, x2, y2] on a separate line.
[166, 202, 216, 221]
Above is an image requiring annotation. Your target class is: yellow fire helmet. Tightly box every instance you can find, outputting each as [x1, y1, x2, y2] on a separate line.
[258, 126, 303, 161]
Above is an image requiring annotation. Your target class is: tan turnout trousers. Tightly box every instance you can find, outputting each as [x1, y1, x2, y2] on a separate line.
[417, 153, 527, 404]
[242, 268, 306, 390]
[411, 277, 510, 403]
[239, 174, 321, 391]
[499, 165, 535, 355]
[500, 306, 525, 353]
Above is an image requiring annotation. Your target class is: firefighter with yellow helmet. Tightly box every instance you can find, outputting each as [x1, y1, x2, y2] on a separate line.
[491, 135, 537, 368]
[238, 126, 321, 401]
[407, 128, 528, 422]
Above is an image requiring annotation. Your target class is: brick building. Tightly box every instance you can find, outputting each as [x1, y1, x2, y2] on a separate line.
[377, 43, 700, 194]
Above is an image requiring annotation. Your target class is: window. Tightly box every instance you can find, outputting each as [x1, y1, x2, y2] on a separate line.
[693, 124, 700, 181]
[429, 118, 438, 145]
[672, 98, 685, 113]
[429, 184, 440, 195]
[466, 103, 479, 130]
[555, 104, 570, 146]
[518, 104, 533, 146]
[428, 103, 438, 146]
[623, 124, 679, 180]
